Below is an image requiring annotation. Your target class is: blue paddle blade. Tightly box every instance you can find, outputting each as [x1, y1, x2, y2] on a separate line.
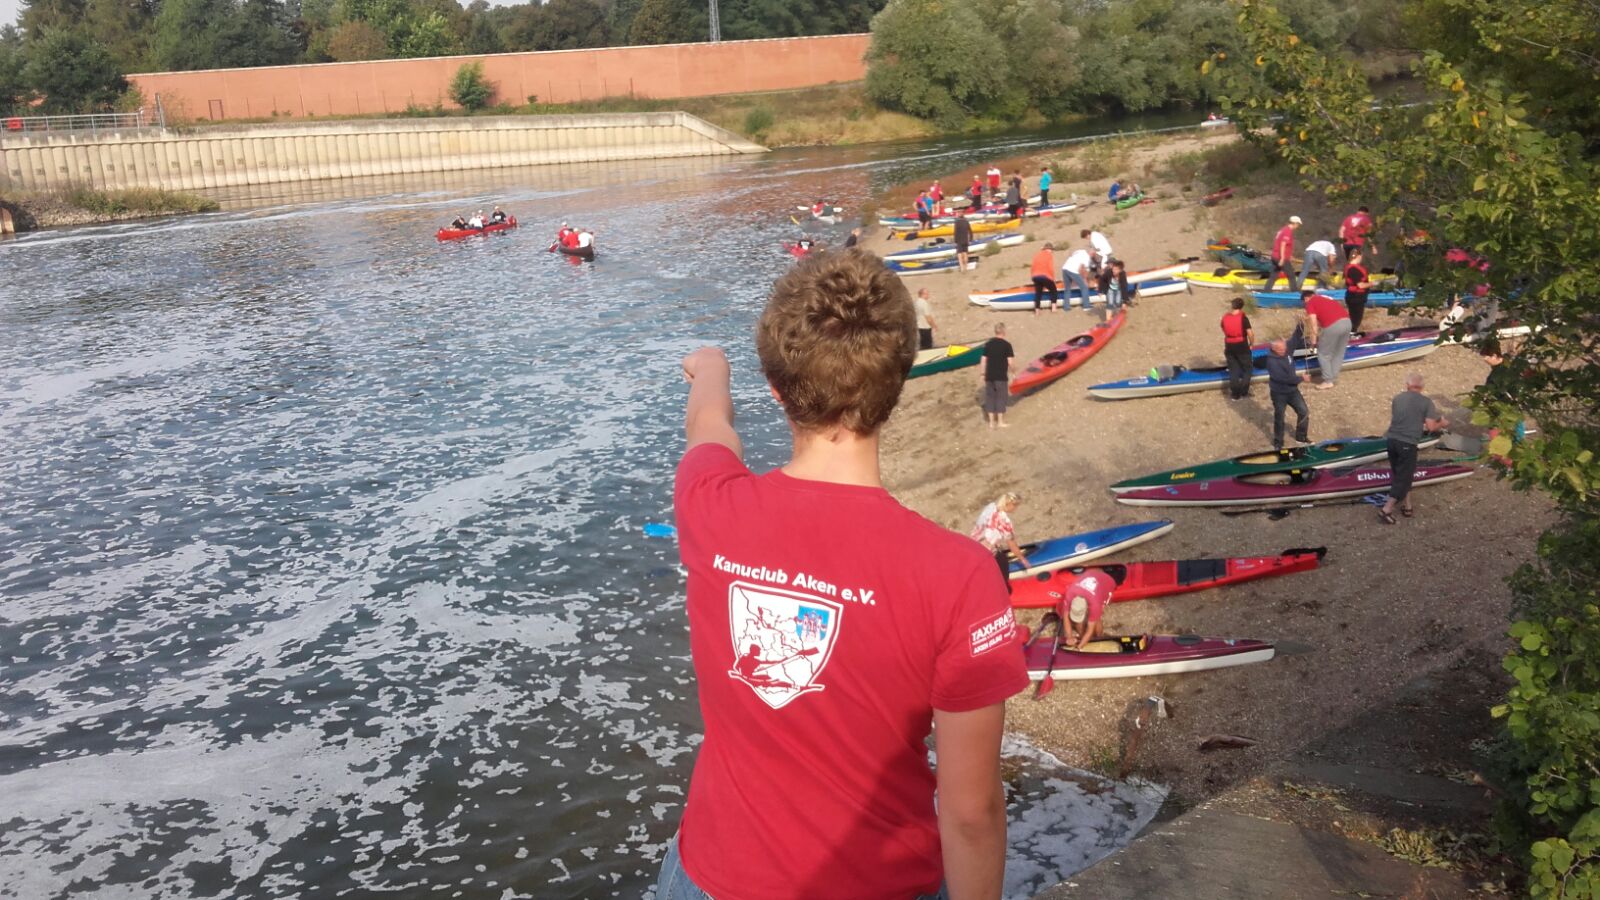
[643, 523, 677, 538]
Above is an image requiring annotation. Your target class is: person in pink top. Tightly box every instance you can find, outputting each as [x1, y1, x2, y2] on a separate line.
[1339, 206, 1374, 263]
[1302, 288, 1352, 389]
[1062, 569, 1113, 649]
[1272, 215, 1303, 292]
[662, 249, 1028, 900]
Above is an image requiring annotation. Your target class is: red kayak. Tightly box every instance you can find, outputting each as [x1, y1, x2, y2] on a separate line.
[783, 241, 816, 258]
[1009, 310, 1125, 396]
[1022, 631, 1275, 680]
[437, 216, 517, 241]
[1202, 186, 1235, 207]
[1009, 548, 1325, 610]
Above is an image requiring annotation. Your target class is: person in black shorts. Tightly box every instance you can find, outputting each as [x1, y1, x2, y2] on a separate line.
[954, 211, 973, 272]
[980, 323, 1014, 429]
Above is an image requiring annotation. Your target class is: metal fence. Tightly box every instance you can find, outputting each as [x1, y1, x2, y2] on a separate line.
[2, 106, 166, 136]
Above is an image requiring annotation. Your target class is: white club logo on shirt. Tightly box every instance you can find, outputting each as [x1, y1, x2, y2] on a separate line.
[726, 581, 844, 710]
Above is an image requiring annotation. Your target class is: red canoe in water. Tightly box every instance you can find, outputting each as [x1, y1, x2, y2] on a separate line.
[1008, 548, 1325, 610]
[1009, 310, 1125, 396]
[437, 216, 518, 240]
[1021, 631, 1275, 680]
[1114, 464, 1474, 507]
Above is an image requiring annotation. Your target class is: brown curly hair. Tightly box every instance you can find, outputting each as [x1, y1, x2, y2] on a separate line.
[756, 248, 917, 435]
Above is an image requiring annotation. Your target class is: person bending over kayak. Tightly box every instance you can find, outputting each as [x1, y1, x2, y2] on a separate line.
[972, 492, 1030, 585]
[661, 249, 1026, 900]
[1062, 570, 1113, 650]
[1030, 243, 1060, 315]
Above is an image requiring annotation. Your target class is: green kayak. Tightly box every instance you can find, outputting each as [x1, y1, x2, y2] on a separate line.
[1108, 435, 1443, 494]
[909, 342, 984, 379]
[1114, 191, 1146, 210]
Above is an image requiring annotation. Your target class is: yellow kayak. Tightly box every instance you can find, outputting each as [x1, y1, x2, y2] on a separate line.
[1182, 267, 1398, 291]
[894, 219, 1021, 241]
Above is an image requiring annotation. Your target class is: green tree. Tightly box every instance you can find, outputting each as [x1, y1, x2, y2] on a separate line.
[627, 0, 705, 45]
[0, 27, 33, 116]
[394, 10, 456, 56]
[864, 0, 1009, 127]
[1209, 1, 1600, 894]
[149, 0, 298, 70]
[324, 18, 388, 59]
[20, 28, 127, 112]
[990, 0, 1080, 119]
[448, 60, 493, 110]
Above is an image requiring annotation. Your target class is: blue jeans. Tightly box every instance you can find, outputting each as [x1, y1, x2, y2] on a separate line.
[1298, 250, 1332, 287]
[1061, 269, 1092, 308]
[655, 834, 950, 899]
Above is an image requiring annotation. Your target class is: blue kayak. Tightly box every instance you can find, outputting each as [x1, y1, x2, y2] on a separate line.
[1252, 289, 1417, 308]
[1087, 336, 1439, 400]
[884, 256, 980, 276]
[1009, 520, 1175, 579]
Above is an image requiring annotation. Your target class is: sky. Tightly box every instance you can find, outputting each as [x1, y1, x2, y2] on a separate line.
[1, 0, 18, 29]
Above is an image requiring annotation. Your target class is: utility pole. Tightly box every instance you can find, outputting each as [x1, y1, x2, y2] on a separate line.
[708, 0, 721, 41]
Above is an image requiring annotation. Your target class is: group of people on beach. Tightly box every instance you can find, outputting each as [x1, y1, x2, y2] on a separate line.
[447, 206, 510, 231]
[1025, 229, 1120, 316]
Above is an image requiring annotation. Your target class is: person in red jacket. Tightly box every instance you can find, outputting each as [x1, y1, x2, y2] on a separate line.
[969, 175, 985, 211]
[660, 250, 1027, 900]
[1344, 249, 1373, 332]
[1221, 296, 1256, 400]
[1272, 215, 1302, 292]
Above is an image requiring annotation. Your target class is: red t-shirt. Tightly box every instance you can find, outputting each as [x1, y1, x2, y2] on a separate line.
[1060, 569, 1113, 623]
[1304, 294, 1350, 328]
[674, 444, 1028, 900]
[1274, 225, 1296, 263]
[1341, 212, 1372, 243]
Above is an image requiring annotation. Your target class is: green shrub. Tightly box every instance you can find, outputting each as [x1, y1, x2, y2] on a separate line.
[743, 105, 774, 136]
[449, 62, 494, 112]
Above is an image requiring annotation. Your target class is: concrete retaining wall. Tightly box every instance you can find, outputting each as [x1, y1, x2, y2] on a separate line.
[0, 112, 766, 193]
[129, 34, 870, 122]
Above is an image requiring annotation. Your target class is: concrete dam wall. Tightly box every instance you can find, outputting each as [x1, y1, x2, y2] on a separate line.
[0, 112, 766, 194]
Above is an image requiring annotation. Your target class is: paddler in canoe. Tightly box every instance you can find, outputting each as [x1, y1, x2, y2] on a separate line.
[489, 206, 508, 224]
[449, 215, 468, 230]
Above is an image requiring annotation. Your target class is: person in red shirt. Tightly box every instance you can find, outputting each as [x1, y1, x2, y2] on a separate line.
[662, 250, 1028, 900]
[928, 180, 944, 215]
[1030, 241, 1060, 314]
[1220, 296, 1256, 400]
[1302, 289, 1352, 389]
[1062, 569, 1114, 649]
[1272, 215, 1302, 291]
[1339, 206, 1374, 264]
[969, 175, 985, 211]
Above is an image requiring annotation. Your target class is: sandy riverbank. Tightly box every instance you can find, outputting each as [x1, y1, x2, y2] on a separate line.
[872, 131, 1554, 804]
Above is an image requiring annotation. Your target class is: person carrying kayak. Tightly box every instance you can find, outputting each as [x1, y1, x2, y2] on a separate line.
[1061, 569, 1113, 650]
[1030, 242, 1060, 315]
[489, 206, 508, 224]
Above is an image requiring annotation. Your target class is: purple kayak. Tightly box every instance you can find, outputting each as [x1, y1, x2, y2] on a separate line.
[1114, 464, 1474, 507]
[1023, 632, 1274, 680]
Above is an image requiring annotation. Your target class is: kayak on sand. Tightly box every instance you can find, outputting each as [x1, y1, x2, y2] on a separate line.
[885, 256, 979, 276]
[1006, 520, 1174, 580]
[1109, 435, 1441, 494]
[1008, 548, 1326, 609]
[981, 277, 1190, 312]
[967, 261, 1193, 305]
[883, 233, 1024, 263]
[1112, 463, 1474, 507]
[1010, 310, 1125, 396]
[1022, 631, 1274, 680]
[1252, 288, 1416, 308]
[1087, 336, 1439, 400]
[908, 342, 984, 379]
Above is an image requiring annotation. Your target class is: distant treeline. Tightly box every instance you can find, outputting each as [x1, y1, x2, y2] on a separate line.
[0, 0, 887, 115]
[864, 0, 1411, 127]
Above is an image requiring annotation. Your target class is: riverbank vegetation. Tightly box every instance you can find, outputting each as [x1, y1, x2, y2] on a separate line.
[1211, 0, 1599, 894]
[0, 187, 218, 231]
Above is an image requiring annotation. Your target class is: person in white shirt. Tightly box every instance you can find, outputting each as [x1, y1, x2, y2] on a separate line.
[577, 230, 594, 249]
[467, 210, 486, 230]
[1300, 238, 1339, 287]
[1061, 247, 1096, 310]
[1082, 229, 1113, 271]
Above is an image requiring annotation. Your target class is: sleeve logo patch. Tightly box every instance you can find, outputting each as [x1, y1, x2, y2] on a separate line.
[969, 609, 1017, 657]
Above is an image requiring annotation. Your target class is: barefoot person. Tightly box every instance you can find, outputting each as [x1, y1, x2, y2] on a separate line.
[1378, 372, 1449, 524]
[661, 250, 1026, 900]
[914, 288, 938, 349]
[1302, 289, 1352, 390]
[954, 210, 973, 271]
[972, 492, 1031, 586]
[980, 323, 1014, 429]
[1030, 242, 1060, 314]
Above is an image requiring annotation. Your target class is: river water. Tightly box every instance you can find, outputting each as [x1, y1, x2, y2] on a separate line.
[0, 120, 1190, 899]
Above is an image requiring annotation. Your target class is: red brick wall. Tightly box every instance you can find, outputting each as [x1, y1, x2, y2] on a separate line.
[129, 34, 871, 121]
